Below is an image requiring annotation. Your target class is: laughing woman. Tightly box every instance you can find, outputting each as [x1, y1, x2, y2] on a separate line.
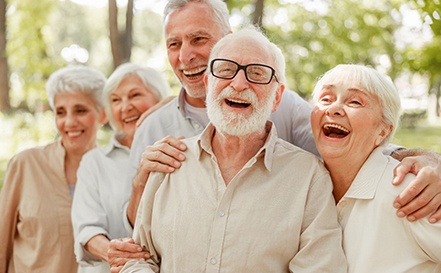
[71, 63, 170, 273]
[0, 66, 107, 273]
[310, 64, 441, 272]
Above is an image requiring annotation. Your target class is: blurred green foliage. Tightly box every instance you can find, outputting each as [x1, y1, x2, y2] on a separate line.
[1, 0, 440, 189]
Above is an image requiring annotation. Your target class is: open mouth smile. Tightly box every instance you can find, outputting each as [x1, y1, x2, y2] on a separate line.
[323, 123, 350, 138]
[225, 98, 251, 109]
[124, 116, 139, 123]
[183, 66, 206, 80]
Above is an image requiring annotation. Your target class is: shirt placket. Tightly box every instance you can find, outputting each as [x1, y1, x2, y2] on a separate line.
[205, 167, 235, 273]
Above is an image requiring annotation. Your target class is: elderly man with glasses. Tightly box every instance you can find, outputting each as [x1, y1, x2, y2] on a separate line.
[120, 26, 347, 273]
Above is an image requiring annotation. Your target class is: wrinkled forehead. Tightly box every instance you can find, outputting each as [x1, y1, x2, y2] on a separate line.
[215, 37, 273, 65]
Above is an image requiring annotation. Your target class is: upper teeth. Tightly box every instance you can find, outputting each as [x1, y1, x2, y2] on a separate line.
[67, 131, 81, 137]
[124, 116, 139, 123]
[324, 124, 349, 133]
[228, 99, 248, 104]
[183, 66, 206, 75]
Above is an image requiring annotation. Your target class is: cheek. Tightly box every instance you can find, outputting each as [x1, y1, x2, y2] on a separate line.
[83, 113, 102, 131]
[168, 52, 179, 67]
[111, 105, 122, 122]
[55, 117, 64, 133]
[310, 107, 323, 132]
[136, 97, 159, 112]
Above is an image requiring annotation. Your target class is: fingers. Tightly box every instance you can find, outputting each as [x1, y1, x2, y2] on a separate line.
[396, 192, 441, 223]
[108, 238, 150, 268]
[392, 158, 415, 185]
[394, 166, 441, 222]
[428, 203, 441, 224]
[110, 265, 123, 273]
[140, 136, 187, 173]
[109, 238, 140, 252]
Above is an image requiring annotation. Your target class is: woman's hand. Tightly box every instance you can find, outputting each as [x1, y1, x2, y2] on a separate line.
[108, 238, 150, 273]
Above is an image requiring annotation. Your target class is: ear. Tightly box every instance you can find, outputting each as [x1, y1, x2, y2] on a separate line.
[99, 108, 108, 125]
[272, 84, 285, 112]
[375, 123, 393, 146]
[203, 73, 209, 92]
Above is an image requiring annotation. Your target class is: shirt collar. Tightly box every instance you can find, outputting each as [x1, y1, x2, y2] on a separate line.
[196, 121, 279, 171]
[344, 146, 390, 200]
[103, 133, 130, 155]
[177, 87, 188, 117]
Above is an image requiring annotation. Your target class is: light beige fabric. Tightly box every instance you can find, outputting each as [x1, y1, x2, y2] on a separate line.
[0, 140, 78, 273]
[122, 123, 346, 273]
[338, 147, 441, 273]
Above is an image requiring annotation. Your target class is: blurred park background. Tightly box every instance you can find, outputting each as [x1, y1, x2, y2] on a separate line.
[0, 0, 440, 187]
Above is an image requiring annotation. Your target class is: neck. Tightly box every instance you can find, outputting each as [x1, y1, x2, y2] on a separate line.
[324, 158, 362, 203]
[212, 125, 269, 185]
[185, 92, 206, 108]
[118, 133, 132, 148]
[63, 143, 96, 185]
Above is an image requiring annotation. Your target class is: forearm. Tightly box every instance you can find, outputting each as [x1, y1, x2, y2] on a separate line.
[391, 148, 441, 163]
[127, 177, 145, 227]
[85, 234, 111, 262]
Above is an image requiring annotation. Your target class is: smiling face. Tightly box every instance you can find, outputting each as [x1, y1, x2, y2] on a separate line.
[54, 92, 105, 155]
[205, 37, 283, 136]
[310, 80, 391, 164]
[110, 74, 159, 146]
[164, 2, 226, 101]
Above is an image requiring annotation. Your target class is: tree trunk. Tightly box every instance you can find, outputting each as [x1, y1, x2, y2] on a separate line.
[108, 0, 133, 69]
[122, 0, 133, 62]
[0, 0, 10, 112]
[252, 0, 264, 29]
[109, 0, 123, 68]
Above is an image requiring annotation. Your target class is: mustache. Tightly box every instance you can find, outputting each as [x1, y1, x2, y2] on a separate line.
[216, 86, 258, 106]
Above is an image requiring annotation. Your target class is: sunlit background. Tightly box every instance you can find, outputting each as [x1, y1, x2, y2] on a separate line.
[0, 0, 440, 186]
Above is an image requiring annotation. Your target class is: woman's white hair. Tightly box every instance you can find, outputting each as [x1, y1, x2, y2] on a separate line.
[164, 0, 231, 36]
[207, 25, 286, 85]
[102, 62, 170, 130]
[312, 64, 401, 144]
[46, 65, 106, 111]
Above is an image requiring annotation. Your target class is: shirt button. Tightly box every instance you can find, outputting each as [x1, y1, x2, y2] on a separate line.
[194, 124, 201, 129]
[210, 258, 217, 265]
[218, 210, 225, 217]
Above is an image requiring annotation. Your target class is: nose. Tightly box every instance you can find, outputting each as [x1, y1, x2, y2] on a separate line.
[230, 69, 250, 92]
[65, 112, 78, 126]
[325, 101, 345, 116]
[121, 98, 133, 112]
[179, 42, 195, 65]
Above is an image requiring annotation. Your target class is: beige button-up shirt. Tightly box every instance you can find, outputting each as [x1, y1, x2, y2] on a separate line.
[122, 122, 346, 273]
[0, 140, 78, 273]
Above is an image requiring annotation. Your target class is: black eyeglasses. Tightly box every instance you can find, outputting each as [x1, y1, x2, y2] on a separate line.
[210, 58, 279, 85]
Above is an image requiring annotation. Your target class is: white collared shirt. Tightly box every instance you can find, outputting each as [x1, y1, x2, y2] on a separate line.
[338, 147, 441, 273]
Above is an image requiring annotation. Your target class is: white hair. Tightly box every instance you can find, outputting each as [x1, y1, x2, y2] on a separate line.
[164, 0, 231, 36]
[312, 64, 401, 144]
[102, 63, 170, 130]
[46, 65, 106, 111]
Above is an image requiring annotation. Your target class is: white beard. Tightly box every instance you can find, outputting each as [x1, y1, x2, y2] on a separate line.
[206, 85, 276, 136]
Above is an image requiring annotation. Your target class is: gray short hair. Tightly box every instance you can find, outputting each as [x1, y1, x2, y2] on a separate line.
[46, 65, 106, 111]
[312, 64, 401, 144]
[164, 0, 231, 35]
[208, 25, 286, 85]
[103, 62, 170, 130]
